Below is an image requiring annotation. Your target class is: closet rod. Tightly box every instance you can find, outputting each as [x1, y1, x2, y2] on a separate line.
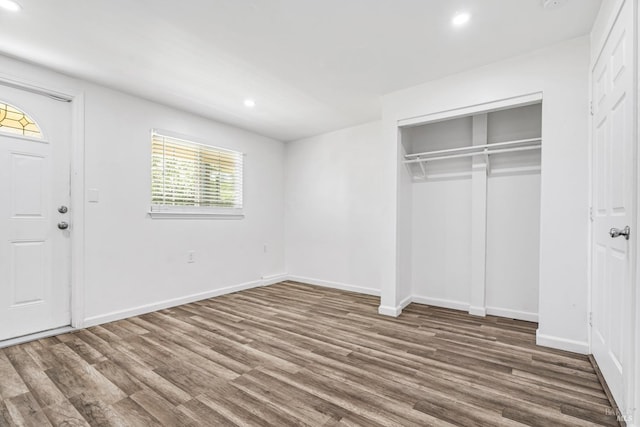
[403, 145, 541, 164]
[405, 137, 541, 159]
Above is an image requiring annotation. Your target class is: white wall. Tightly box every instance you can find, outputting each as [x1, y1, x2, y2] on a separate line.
[485, 105, 542, 320]
[485, 172, 541, 318]
[404, 117, 473, 309]
[396, 133, 413, 309]
[412, 178, 473, 308]
[284, 121, 385, 295]
[382, 37, 591, 353]
[0, 54, 286, 325]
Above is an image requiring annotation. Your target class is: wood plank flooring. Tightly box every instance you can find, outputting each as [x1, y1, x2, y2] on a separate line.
[0, 281, 621, 426]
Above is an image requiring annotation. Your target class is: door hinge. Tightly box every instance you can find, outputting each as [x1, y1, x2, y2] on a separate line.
[589, 101, 594, 116]
[589, 312, 593, 327]
[589, 206, 594, 222]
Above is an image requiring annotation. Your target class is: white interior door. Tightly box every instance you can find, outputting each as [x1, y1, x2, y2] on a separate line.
[0, 84, 72, 341]
[591, 0, 636, 414]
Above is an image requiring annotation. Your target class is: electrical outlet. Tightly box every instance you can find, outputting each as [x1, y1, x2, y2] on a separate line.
[188, 250, 195, 263]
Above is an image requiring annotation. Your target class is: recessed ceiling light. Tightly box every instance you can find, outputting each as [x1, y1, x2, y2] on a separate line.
[0, 0, 21, 12]
[452, 12, 471, 27]
[244, 99, 256, 108]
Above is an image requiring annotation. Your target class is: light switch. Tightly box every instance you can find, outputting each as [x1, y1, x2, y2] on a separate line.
[88, 188, 99, 203]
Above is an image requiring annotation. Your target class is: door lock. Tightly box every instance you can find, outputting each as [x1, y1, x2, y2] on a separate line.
[609, 226, 630, 240]
[58, 205, 68, 214]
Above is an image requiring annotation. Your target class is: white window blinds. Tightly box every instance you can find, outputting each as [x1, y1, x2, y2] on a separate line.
[151, 132, 243, 212]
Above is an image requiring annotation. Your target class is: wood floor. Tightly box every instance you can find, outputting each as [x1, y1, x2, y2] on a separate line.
[0, 281, 620, 427]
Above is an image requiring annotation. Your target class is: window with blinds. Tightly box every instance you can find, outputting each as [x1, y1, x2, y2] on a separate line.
[151, 131, 243, 216]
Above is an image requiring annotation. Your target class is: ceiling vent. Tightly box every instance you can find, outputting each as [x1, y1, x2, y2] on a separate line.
[543, 0, 568, 9]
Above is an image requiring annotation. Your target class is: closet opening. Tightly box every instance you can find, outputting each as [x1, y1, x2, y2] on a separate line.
[399, 101, 542, 322]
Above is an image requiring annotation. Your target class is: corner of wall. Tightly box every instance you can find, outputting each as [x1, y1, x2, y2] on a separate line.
[536, 330, 589, 355]
[378, 295, 412, 317]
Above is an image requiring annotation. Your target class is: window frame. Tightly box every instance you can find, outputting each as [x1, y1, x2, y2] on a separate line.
[148, 129, 245, 220]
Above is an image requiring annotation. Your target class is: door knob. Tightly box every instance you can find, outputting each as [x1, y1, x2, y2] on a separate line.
[609, 226, 630, 240]
[57, 221, 69, 230]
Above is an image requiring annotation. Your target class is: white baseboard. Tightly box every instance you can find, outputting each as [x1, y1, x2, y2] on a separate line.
[410, 297, 539, 323]
[399, 295, 412, 310]
[286, 275, 380, 296]
[261, 273, 288, 286]
[377, 295, 413, 317]
[469, 305, 487, 317]
[83, 279, 263, 328]
[411, 295, 469, 312]
[378, 305, 402, 317]
[536, 331, 589, 354]
[486, 306, 538, 322]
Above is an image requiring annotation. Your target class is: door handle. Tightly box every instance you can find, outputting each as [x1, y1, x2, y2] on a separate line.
[57, 221, 69, 230]
[609, 226, 630, 240]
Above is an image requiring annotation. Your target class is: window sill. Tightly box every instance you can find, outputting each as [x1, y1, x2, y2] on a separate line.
[148, 211, 245, 220]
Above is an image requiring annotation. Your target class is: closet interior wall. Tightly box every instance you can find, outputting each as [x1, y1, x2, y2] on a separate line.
[403, 103, 542, 321]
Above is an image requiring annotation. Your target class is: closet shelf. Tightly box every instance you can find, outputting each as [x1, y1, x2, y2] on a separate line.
[403, 137, 542, 180]
[403, 137, 541, 164]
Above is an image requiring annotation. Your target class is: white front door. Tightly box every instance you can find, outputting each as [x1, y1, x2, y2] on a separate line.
[590, 0, 636, 415]
[0, 84, 72, 341]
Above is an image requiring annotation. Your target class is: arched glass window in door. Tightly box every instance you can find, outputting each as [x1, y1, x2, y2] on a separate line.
[0, 101, 42, 138]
